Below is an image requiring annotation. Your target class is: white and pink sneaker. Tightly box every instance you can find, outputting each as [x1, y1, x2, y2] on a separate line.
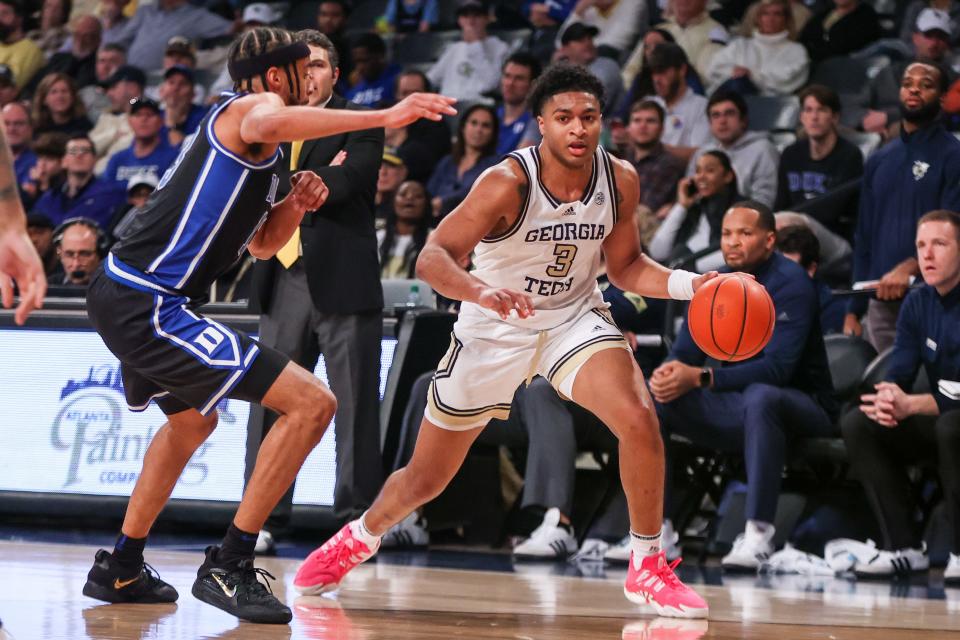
[624, 551, 709, 619]
[294, 523, 379, 595]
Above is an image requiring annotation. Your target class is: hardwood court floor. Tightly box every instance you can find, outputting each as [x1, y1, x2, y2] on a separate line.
[2, 540, 960, 639]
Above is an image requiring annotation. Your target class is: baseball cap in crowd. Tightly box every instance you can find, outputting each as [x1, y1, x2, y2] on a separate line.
[126, 172, 160, 194]
[106, 65, 147, 89]
[456, 0, 488, 16]
[165, 36, 196, 61]
[382, 147, 404, 167]
[26, 213, 54, 230]
[128, 96, 161, 115]
[0, 64, 13, 88]
[560, 22, 600, 45]
[164, 65, 196, 85]
[916, 7, 952, 37]
[243, 2, 281, 25]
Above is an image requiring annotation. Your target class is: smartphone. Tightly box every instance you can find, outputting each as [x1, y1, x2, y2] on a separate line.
[685, 181, 698, 197]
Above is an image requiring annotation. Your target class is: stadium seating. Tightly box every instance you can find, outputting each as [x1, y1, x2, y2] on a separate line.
[391, 30, 462, 65]
[746, 95, 800, 133]
[812, 55, 890, 97]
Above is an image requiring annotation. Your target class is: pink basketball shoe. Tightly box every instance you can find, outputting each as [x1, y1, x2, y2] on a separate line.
[624, 551, 709, 619]
[294, 523, 379, 596]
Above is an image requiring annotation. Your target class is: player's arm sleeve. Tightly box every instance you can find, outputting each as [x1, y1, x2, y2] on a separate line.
[308, 126, 384, 211]
[884, 291, 922, 389]
[711, 277, 815, 391]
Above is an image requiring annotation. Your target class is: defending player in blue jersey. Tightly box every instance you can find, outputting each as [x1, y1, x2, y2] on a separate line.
[80, 26, 455, 624]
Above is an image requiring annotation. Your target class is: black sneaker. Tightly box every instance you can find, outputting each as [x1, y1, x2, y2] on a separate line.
[82, 549, 179, 603]
[191, 545, 291, 624]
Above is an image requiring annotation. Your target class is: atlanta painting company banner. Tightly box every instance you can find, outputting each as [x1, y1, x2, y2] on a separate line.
[0, 329, 395, 506]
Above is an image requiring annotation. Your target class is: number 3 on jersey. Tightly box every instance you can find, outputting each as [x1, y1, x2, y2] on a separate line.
[546, 243, 578, 278]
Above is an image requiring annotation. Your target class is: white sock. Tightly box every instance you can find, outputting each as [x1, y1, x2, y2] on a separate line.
[629, 529, 662, 569]
[349, 512, 382, 550]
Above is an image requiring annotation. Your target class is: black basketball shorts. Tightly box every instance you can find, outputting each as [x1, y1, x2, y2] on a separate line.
[86, 266, 288, 416]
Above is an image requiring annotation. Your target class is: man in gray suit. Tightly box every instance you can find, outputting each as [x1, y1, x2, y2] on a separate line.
[246, 30, 385, 552]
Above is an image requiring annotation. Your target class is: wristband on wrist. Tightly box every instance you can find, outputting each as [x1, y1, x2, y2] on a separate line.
[667, 269, 697, 300]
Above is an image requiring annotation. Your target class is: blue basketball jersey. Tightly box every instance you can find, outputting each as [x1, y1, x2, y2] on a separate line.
[110, 92, 281, 300]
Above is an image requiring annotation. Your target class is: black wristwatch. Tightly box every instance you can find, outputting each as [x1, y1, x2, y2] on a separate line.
[698, 367, 712, 389]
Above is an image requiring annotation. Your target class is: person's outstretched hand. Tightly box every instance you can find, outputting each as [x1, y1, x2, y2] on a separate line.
[0, 225, 46, 325]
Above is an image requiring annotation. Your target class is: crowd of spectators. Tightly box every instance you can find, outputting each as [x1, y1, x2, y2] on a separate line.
[9, 0, 955, 301]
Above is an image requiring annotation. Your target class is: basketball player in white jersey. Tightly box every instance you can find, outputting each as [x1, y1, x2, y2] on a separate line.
[295, 64, 714, 618]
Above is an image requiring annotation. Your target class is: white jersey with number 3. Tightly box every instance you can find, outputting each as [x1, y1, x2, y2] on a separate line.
[462, 144, 621, 331]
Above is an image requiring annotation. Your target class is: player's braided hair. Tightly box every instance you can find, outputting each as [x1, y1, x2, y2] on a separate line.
[228, 26, 301, 98]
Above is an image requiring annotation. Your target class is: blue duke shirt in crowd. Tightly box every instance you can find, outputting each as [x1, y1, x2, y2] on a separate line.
[14, 149, 36, 190]
[33, 176, 127, 228]
[671, 252, 837, 413]
[346, 64, 402, 108]
[886, 282, 960, 414]
[103, 139, 180, 186]
[496, 107, 533, 156]
[850, 123, 960, 316]
[774, 135, 863, 210]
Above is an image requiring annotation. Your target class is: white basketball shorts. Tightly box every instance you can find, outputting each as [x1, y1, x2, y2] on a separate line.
[425, 305, 631, 430]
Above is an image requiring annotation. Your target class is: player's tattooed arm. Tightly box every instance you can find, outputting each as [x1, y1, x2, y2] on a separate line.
[0, 128, 19, 206]
[0, 124, 46, 325]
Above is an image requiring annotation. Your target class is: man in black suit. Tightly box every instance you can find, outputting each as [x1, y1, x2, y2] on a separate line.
[245, 30, 386, 552]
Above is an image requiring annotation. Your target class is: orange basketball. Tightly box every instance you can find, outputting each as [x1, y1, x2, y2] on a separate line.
[687, 274, 775, 362]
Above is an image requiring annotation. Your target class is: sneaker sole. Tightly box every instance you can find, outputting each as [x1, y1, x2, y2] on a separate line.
[191, 580, 292, 624]
[623, 586, 709, 619]
[854, 563, 929, 578]
[82, 580, 178, 604]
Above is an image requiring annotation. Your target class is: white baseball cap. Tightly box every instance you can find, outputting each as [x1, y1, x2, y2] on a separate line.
[916, 8, 952, 37]
[126, 171, 159, 193]
[243, 3, 281, 25]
